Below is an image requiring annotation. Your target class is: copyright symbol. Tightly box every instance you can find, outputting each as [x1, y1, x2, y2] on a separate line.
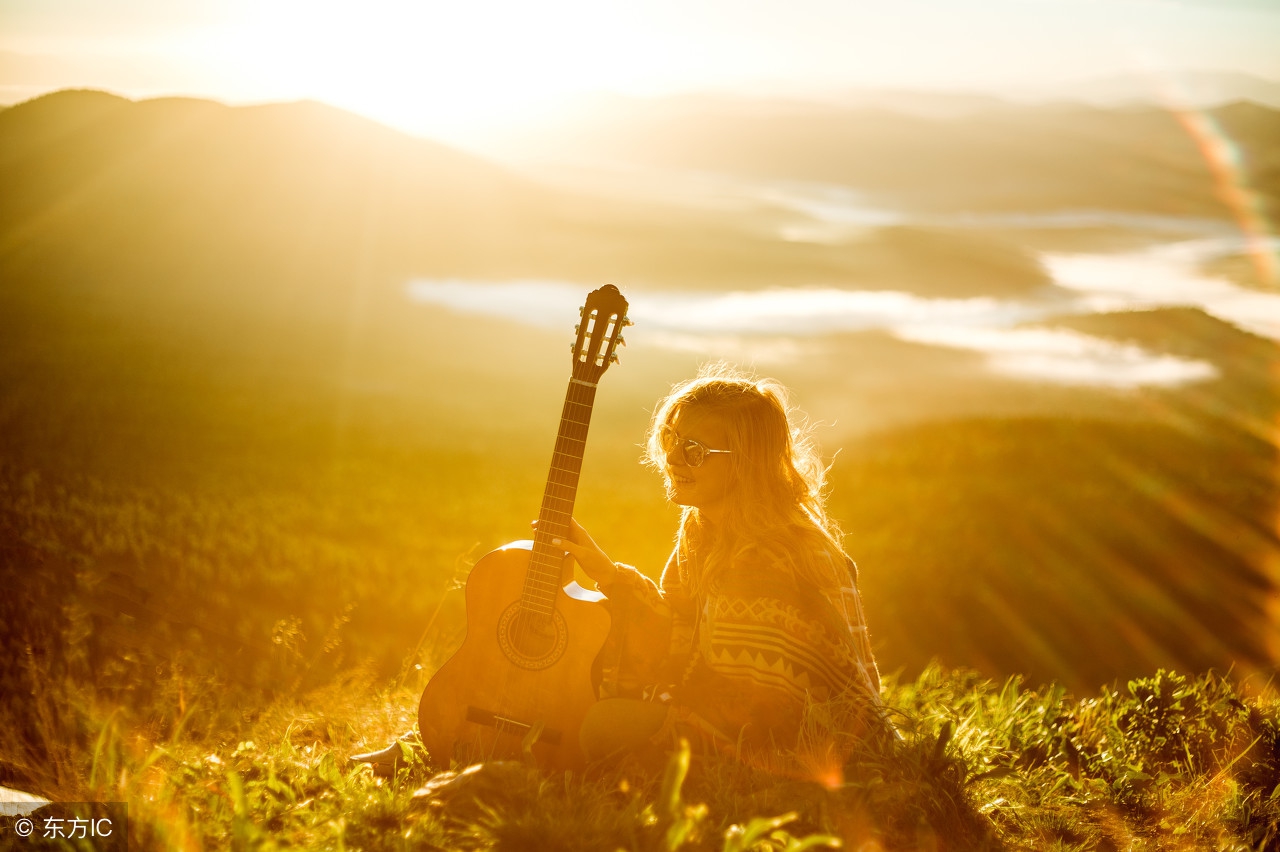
[14, 817, 34, 837]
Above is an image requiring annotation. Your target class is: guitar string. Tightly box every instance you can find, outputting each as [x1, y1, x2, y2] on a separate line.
[518, 376, 594, 635]
[491, 378, 577, 760]
[503, 373, 593, 751]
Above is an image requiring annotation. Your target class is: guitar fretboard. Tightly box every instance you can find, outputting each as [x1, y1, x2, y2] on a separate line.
[522, 377, 598, 618]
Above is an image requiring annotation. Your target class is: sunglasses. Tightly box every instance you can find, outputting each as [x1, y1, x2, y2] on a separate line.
[660, 427, 732, 468]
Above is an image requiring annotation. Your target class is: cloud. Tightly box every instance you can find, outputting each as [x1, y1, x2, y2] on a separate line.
[892, 325, 1217, 387]
[406, 279, 1217, 388]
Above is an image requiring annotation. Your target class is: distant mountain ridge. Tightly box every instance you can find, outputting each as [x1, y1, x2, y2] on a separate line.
[0, 88, 1063, 314]
[505, 93, 1280, 220]
[0, 88, 541, 287]
[1047, 70, 1280, 110]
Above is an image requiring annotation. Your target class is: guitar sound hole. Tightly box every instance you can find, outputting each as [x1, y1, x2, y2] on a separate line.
[497, 604, 569, 670]
[509, 612, 557, 657]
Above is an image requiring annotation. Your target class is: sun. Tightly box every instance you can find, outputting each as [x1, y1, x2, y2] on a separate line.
[192, 1, 671, 142]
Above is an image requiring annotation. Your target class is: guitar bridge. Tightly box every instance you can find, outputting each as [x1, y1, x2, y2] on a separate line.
[465, 706, 563, 745]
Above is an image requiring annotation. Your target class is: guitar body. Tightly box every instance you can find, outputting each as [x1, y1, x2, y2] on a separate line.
[417, 541, 612, 770]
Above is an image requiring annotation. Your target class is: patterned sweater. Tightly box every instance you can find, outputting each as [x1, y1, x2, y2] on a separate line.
[600, 545, 883, 755]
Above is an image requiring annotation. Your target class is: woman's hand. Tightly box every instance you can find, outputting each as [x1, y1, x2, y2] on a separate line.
[536, 517, 619, 587]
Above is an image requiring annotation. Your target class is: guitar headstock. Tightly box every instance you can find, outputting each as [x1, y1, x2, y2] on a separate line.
[571, 285, 630, 384]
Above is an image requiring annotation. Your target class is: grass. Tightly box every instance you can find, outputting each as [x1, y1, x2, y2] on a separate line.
[1, 454, 1276, 849]
[3, 653, 1277, 850]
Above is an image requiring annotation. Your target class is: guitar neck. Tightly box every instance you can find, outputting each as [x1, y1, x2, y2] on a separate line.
[522, 377, 598, 615]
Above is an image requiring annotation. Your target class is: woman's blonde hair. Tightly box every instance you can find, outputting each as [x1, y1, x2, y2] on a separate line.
[644, 363, 847, 594]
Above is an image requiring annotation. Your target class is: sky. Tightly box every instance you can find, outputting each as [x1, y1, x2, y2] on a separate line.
[2, 0, 1279, 143]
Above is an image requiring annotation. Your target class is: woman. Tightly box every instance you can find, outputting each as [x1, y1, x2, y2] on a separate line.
[556, 366, 884, 766]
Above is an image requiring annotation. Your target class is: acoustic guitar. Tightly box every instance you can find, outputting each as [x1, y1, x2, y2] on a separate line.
[417, 284, 631, 770]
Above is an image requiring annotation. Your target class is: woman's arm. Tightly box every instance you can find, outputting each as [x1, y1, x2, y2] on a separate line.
[555, 518, 689, 623]
[557, 519, 682, 688]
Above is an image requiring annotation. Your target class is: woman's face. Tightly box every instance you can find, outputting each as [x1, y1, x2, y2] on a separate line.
[662, 408, 734, 522]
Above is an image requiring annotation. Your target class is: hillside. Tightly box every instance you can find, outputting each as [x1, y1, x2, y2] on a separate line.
[0, 89, 1275, 717]
[1, 88, 1278, 849]
[0, 88, 1059, 482]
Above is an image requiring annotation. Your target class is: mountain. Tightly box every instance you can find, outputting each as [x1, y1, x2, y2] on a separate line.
[0, 89, 544, 310]
[1050, 70, 1280, 110]
[502, 94, 1280, 221]
[0, 89, 1060, 308]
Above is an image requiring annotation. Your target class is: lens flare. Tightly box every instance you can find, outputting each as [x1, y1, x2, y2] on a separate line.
[1153, 78, 1276, 288]
[1177, 109, 1275, 286]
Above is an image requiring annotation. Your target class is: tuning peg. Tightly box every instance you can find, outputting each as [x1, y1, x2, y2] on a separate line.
[609, 352, 620, 364]
[574, 324, 580, 334]
[578, 306, 585, 317]
[622, 316, 634, 327]
[618, 336, 626, 347]
[569, 343, 576, 353]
